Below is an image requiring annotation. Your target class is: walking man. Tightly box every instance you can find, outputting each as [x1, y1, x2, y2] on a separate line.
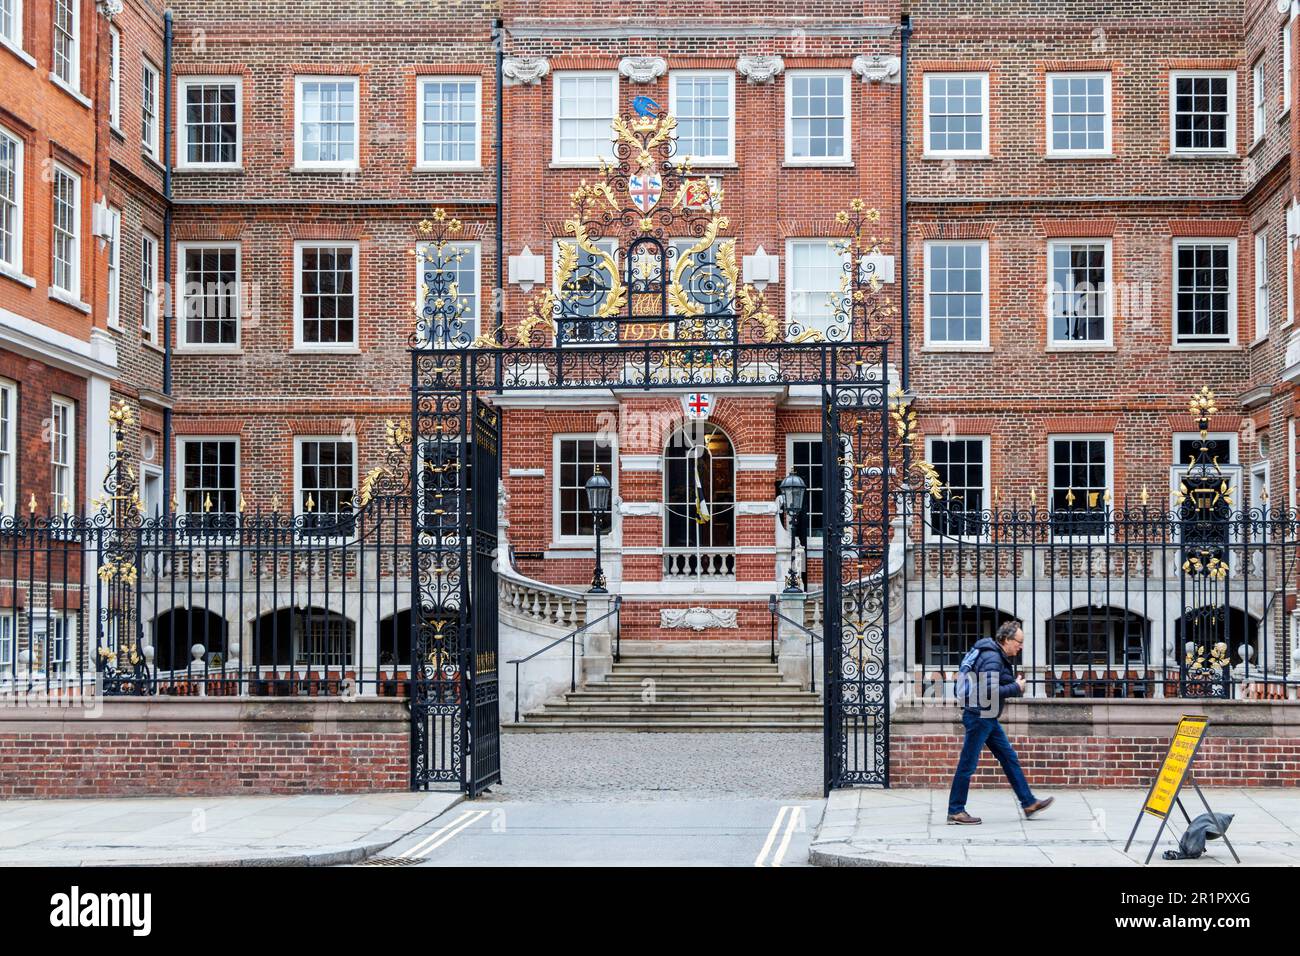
[947, 620, 1054, 825]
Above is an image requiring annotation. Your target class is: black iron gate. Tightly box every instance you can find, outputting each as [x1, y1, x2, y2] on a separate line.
[467, 399, 501, 795]
[822, 383, 892, 791]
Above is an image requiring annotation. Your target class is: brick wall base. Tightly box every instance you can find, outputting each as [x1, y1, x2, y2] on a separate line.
[0, 699, 409, 798]
[891, 734, 1300, 788]
[890, 699, 1300, 788]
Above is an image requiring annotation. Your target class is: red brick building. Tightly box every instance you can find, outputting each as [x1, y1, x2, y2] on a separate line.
[0, 0, 167, 677]
[1, 0, 1298, 709]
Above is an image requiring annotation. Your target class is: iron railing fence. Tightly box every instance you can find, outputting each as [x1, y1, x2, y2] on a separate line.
[898, 490, 1300, 702]
[0, 493, 443, 700]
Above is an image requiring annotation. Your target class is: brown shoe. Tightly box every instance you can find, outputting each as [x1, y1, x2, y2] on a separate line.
[1023, 797, 1055, 818]
[946, 811, 982, 825]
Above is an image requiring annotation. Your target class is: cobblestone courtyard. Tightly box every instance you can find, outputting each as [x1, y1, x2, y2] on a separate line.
[490, 733, 824, 801]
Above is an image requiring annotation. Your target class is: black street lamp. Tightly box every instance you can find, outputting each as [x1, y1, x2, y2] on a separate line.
[585, 468, 612, 594]
[779, 473, 807, 593]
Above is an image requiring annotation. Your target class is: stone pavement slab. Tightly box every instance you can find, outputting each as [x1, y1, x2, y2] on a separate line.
[0, 791, 463, 867]
[810, 788, 1300, 866]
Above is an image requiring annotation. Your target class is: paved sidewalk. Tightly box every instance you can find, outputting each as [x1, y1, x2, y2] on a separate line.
[810, 788, 1300, 866]
[0, 791, 462, 866]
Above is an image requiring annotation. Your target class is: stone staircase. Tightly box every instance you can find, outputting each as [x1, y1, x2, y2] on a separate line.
[504, 646, 822, 732]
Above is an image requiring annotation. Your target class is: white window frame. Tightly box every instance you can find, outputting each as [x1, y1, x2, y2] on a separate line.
[293, 240, 359, 351]
[923, 72, 989, 159]
[0, 377, 14, 518]
[50, 396, 75, 515]
[1045, 72, 1112, 157]
[1251, 461, 1270, 511]
[551, 432, 617, 547]
[141, 462, 163, 521]
[1047, 434, 1114, 541]
[177, 241, 241, 349]
[1168, 70, 1237, 156]
[0, 614, 12, 672]
[784, 69, 852, 166]
[51, 0, 78, 92]
[1252, 58, 1266, 144]
[49, 163, 80, 301]
[415, 239, 480, 342]
[0, 0, 22, 54]
[1047, 238, 1113, 347]
[415, 75, 482, 171]
[1289, 421, 1297, 516]
[0, 124, 22, 277]
[1172, 237, 1238, 347]
[924, 435, 991, 542]
[177, 436, 240, 522]
[785, 238, 850, 340]
[1284, 19, 1294, 115]
[178, 76, 243, 170]
[108, 25, 121, 131]
[141, 231, 159, 342]
[551, 71, 618, 167]
[106, 206, 121, 330]
[668, 70, 736, 165]
[1169, 431, 1240, 504]
[294, 75, 360, 171]
[1172, 431, 1238, 470]
[786, 433, 826, 546]
[293, 435, 358, 536]
[35, 614, 75, 677]
[141, 59, 160, 162]
[1255, 228, 1270, 341]
[1288, 200, 1297, 329]
[922, 239, 990, 348]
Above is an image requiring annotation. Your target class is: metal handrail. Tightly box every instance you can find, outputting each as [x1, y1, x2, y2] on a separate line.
[768, 594, 823, 693]
[507, 596, 621, 723]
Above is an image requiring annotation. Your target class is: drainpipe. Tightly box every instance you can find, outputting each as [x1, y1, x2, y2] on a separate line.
[162, 11, 174, 519]
[898, 15, 912, 392]
[494, 18, 504, 348]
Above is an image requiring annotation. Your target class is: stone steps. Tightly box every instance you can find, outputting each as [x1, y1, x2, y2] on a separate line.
[502, 719, 820, 733]
[508, 645, 822, 732]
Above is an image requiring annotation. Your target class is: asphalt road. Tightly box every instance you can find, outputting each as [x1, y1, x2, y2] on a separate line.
[385, 797, 823, 866]
[372, 732, 826, 866]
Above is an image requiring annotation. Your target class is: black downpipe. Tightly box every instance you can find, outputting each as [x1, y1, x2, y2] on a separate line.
[162, 11, 174, 519]
[899, 15, 912, 392]
[494, 19, 504, 347]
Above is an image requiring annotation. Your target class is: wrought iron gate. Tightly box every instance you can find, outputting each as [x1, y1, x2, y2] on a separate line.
[822, 383, 892, 791]
[467, 399, 501, 795]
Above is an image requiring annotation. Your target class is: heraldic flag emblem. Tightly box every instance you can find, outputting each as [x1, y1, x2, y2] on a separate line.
[629, 171, 662, 213]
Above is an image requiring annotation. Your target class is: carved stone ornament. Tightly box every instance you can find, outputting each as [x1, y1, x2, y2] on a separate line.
[503, 56, 550, 87]
[661, 607, 740, 631]
[852, 54, 901, 85]
[736, 55, 785, 85]
[619, 56, 668, 84]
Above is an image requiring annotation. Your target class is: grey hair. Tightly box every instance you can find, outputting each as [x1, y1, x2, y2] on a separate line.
[995, 620, 1024, 645]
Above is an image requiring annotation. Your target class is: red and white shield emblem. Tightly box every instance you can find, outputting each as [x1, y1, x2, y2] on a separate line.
[629, 172, 662, 213]
[681, 392, 713, 420]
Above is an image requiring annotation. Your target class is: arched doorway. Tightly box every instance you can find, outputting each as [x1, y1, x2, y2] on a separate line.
[151, 607, 230, 672]
[663, 422, 735, 578]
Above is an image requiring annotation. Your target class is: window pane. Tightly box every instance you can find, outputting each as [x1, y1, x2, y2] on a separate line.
[927, 243, 985, 343]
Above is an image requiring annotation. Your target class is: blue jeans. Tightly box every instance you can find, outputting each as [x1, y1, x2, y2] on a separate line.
[947, 710, 1037, 815]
